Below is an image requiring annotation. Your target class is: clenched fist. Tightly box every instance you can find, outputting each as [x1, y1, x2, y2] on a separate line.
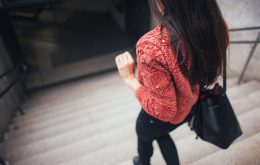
[115, 51, 135, 80]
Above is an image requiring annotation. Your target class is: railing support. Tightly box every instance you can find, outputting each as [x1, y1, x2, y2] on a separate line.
[17, 64, 30, 98]
[237, 32, 260, 84]
[3, 77, 25, 115]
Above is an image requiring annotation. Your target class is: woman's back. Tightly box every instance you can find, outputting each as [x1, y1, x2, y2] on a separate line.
[149, 0, 229, 88]
[135, 24, 200, 124]
[115, 0, 229, 164]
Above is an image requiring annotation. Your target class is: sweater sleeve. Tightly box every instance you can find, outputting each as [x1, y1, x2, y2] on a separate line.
[135, 43, 177, 122]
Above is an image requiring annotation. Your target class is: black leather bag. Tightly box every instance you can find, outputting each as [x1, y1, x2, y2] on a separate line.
[188, 83, 243, 149]
[187, 38, 243, 149]
[161, 25, 242, 149]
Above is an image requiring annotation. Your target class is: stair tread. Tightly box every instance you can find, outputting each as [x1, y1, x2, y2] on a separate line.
[11, 123, 136, 165]
[24, 72, 120, 101]
[12, 93, 136, 131]
[4, 69, 259, 165]
[176, 107, 260, 164]
[8, 87, 260, 140]
[60, 107, 260, 165]
[150, 107, 260, 165]
[190, 132, 260, 165]
[22, 76, 240, 112]
[5, 103, 140, 147]
[21, 84, 129, 115]
[5, 111, 139, 161]
[226, 80, 260, 99]
[12, 106, 260, 165]
[13, 79, 259, 129]
[27, 72, 120, 97]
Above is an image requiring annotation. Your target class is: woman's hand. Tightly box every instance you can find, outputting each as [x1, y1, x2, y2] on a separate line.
[115, 51, 136, 81]
[115, 51, 142, 92]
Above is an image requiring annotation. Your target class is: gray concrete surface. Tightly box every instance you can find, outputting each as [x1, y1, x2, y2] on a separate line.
[218, 0, 260, 82]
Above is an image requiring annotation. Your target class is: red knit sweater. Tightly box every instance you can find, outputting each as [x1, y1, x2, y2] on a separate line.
[135, 24, 200, 124]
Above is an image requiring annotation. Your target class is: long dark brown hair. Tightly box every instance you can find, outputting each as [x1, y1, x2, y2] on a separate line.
[148, 0, 229, 89]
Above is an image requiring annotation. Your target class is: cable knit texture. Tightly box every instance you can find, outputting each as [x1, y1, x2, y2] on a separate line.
[135, 24, 200, 124]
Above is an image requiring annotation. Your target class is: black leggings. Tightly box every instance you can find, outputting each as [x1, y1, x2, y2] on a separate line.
[135, 109, 193, 165]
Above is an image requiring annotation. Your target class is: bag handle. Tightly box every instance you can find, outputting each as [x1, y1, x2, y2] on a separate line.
[223, 52, 227, 93]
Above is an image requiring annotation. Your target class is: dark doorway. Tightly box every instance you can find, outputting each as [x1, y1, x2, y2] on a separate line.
[0, 9, 26, 66]
[7, 0, 150, 89]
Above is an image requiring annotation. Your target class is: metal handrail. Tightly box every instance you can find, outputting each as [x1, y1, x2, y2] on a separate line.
[0, 63, 26, 114]
[230, 41, 260, 44]
[2, 0, 63, 9]
[228, 26, 260, 84]
[229, 26, 260, 32]
[0, 66, 15, 80]
[0, 76, 19, 98]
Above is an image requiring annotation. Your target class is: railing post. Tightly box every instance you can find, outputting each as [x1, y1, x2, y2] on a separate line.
[3, 77, 25, 115]
[238, 32, 260, 85]
[17, 64, 30, 98]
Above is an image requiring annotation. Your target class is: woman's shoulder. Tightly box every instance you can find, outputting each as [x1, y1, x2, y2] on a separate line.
[136, 24, 170, 64]
[135, 24, 178, 69]
[136, 24, 163, 49]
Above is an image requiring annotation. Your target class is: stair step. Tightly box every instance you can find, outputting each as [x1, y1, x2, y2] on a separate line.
[22, 72, 122, 110]
[22, 75, 238, 113]
[61, 138, 138, 165]
[6, 116, 195, 164]
[27, 72, 120, 99]
[5, 85, 260, 162]
[29, 72, 236, 102]
[7, 98, 139, 137]
[21, 81, 127, 114]
[117, 143, 166, 165]
[247, 89, 260, 103]
[226, 77, 239, 88]
[6, 98, 139, 139]
[4, 104, 139, 152]
[9, 86, 260, 141]
[174, 107, 260, 165]
[6, 111, 197, 162]
[117, 160, 133, 165]
[214, 77, 239, 88]
[190, 132, 260, 165]
[5, 110, 139, 162]
[15, 79, 256, 129]
[34, 106, 260, 165]
[17, 77, 240, 127]
[7, 83, 260, 163]
[13, 89, 133, 126]
[231, 90, 260, 115]
[3, 69, 258, 165]
[226, 80, 260, 100]
[11, 123, 136, 165]
[61, 127, 189, 165]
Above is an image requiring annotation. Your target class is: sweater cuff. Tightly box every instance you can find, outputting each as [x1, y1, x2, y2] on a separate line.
[135, 85, 146, 100]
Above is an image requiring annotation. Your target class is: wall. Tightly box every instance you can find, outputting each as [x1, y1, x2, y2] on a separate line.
[218, 0, 260, 81]
[57, 0, 115, 12]
[0, 12, 24, 142]
[0, 38, 15, 142]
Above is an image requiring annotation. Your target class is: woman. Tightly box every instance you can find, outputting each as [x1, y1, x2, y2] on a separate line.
[115, 0, 229, 164]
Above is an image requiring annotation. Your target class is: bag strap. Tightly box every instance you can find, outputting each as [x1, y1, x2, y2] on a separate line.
[223, 52, 227, 93]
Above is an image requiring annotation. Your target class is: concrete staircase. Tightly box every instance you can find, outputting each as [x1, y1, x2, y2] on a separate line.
[1, 71, 260, 165]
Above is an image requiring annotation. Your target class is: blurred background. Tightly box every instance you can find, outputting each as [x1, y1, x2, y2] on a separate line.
[0, 0, 259, 164]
